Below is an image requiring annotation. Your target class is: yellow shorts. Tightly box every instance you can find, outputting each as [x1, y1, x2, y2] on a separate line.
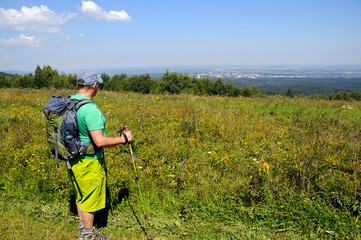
[68, 157, 107, 212]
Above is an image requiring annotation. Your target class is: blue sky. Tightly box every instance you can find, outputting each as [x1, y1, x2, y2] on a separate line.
[1, 0, 361, 72]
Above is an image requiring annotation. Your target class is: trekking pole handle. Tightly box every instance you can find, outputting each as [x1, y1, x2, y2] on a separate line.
[117, 126, 130, 144]
[123, 126, 130, 144]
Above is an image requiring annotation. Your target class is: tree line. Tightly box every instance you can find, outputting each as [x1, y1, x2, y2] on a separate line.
[0, 65, 261, 97]
[1, 65, 361, 101]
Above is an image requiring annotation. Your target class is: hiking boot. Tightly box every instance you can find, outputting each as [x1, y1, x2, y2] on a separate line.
[79, 227, 106, 239]
[81, 232, 110, 240]
[95, 227, 104, 233]
[79, 228, 84, 238]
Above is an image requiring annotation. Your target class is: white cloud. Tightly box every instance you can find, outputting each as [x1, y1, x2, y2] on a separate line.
[0, 34, 42, 47]
[81, 1, 132, 22]
[79, 33, 85, 38]
[0, 5, 76, 33]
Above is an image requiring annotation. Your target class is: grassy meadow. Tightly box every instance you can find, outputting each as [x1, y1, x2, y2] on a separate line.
[1, 88, 361, 239]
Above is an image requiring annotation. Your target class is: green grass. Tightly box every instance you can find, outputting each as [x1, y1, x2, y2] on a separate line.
[1, 88, 361, 239]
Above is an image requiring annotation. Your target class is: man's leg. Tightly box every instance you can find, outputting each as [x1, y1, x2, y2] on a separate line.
[79, 206, 109, 240]
[78, 205, 95, 237]
[77, 205, 84, 234]
[81, 211, 95, 229]
[77, 205, 83, 222]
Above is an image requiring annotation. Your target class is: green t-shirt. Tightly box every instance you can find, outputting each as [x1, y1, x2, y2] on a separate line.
[71, 93, 106, 159]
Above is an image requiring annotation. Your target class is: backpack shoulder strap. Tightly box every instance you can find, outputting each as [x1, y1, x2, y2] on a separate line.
[75, 99, 95, 111]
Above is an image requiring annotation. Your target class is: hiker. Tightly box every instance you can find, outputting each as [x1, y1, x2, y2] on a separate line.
[70, 71, 132, 240]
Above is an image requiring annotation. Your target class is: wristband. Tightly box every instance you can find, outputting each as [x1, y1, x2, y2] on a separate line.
[122, 132, 129, 144]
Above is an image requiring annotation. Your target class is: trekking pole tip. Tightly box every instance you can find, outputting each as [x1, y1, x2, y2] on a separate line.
[147, 236, 153, 240]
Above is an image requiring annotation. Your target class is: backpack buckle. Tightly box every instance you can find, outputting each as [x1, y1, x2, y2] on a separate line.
[46, 110, 52, 119]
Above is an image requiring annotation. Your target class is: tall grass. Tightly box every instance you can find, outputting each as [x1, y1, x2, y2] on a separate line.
[0, 88, 360, 239]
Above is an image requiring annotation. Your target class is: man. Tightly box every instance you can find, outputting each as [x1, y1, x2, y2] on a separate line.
[70, 72, 132, 240]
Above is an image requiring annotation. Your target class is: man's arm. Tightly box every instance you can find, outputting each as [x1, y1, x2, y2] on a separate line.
[90, 129, 132, 148]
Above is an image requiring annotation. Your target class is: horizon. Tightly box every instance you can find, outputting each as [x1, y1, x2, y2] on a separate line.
[1, 1, 361, 72]
[3, 64, 361, 82]
[3, 64, 361, 76]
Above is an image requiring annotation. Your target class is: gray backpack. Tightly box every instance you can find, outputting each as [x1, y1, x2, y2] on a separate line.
[43, 96, 100, 169]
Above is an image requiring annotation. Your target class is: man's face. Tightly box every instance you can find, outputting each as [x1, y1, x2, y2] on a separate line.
[92, 82, 99, 97]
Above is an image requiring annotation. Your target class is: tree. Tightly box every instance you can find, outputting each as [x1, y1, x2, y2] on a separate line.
[330, 91, 350, 101]
[251, 86, 261, 96]
[241, 86, 252, 97]
[34, 65, 44, 89]
[160, 71, 182, 94]
[286, 88, 294, 98]
[225, 81, 237, 96]
[54, 73, 67, 89]
[19, 74, 34, 88]
[107, 73, 128, 92]
[199, 77, 215, 95]
[179, 74, 199, 94]
[33, 65, 58, 88]
[10, 75, 21, 88]
[66, 74, 77, 90]
[214, 78, 226, 95]
[42, 65, 58, 88]
[0, 75, 5, 88]
[100, 73, 112, 90]
[128, 74, 158, 94]
[0, 75, 14, 88]
[350, 91, 361, 101]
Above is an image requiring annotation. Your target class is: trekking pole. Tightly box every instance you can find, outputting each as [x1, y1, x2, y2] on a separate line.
[119, 126, 153, 240]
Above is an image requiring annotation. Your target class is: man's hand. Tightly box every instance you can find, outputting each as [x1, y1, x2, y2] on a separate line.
[118, 126, 133, 144]
[123, 130, 133, 143]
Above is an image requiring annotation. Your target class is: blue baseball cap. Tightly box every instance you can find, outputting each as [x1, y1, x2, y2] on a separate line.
[77, 71, 103, 86]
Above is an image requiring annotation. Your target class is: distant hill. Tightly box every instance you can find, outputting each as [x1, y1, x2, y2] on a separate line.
[0, 70, 31, 75]
[230, 77, 361, 96]
[0, 72, 13, 77]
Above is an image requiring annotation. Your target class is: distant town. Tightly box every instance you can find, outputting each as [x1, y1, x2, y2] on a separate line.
[190, 67, 361, 80]
[96, 65, 361, 80]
